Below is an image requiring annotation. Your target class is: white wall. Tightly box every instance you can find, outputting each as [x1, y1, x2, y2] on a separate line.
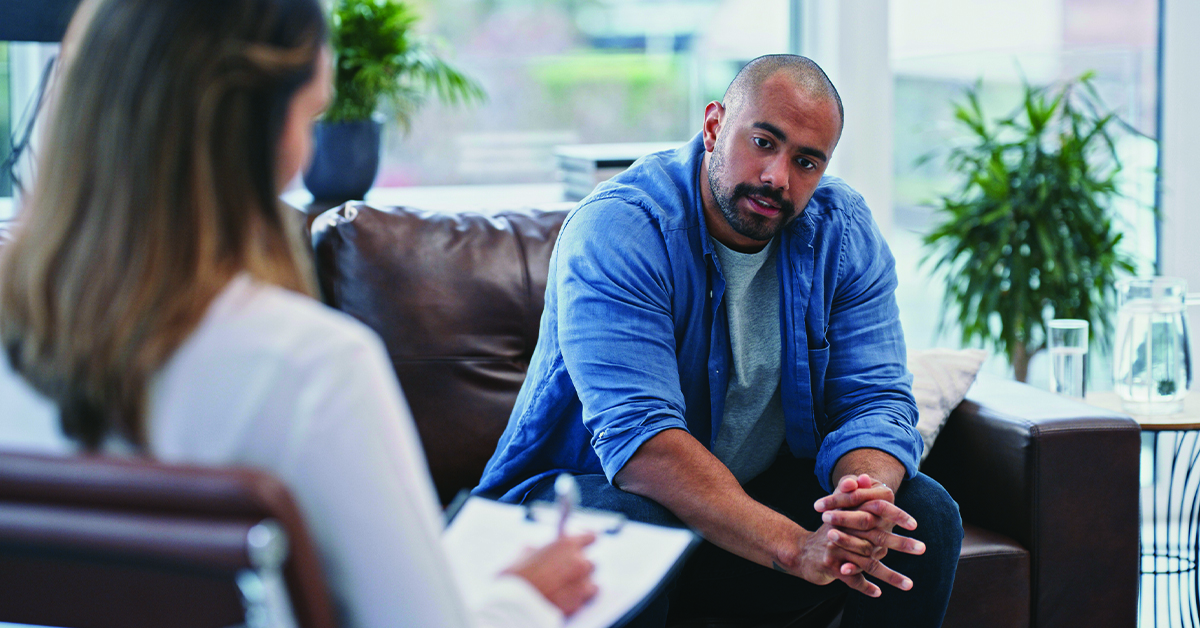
[1159, 0, 1200, 292]
[801, 0, 894, 237]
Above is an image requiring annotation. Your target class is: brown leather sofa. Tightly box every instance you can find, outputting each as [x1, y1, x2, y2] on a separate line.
[311, 202, 1141, 628]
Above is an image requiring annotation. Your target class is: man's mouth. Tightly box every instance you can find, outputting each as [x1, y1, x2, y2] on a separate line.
[745, 194, 782, 216]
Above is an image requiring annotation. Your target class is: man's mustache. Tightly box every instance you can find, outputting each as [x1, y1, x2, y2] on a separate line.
[731, 183, 796, 218]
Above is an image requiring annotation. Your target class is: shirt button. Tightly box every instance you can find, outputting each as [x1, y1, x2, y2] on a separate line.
[709, 290, 713, 298]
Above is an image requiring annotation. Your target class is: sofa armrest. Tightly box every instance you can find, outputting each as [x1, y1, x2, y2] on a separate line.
[922, 374, 1140, 628]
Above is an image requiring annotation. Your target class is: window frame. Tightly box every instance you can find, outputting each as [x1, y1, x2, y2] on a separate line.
[1159, 0, 1200, 289]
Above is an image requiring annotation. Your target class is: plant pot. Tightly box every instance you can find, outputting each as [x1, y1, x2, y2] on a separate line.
[302, 118, 383, 203]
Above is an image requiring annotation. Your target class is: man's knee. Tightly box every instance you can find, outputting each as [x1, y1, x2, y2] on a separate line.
[896, 473, 964, 564]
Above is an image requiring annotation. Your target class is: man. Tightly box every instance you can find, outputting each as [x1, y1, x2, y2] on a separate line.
[476, 54, 963, 626]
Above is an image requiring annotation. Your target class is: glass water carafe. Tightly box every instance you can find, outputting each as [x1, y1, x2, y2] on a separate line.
[1113, 277, 1192, 414]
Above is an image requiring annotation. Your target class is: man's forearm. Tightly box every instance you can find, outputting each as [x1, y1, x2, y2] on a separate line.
[613, 428, 809, 571]
[831, 448, 906, 492]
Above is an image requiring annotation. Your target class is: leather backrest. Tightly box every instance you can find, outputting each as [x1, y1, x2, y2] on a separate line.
[0, 503, 258, 628]
[312, 202, 570, 503]
[0, 450, 338, 628]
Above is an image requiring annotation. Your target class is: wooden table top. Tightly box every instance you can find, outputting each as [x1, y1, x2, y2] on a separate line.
[1086, 390, 1200, 430]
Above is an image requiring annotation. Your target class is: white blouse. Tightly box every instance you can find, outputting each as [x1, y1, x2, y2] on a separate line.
[0, 274, 561, 628]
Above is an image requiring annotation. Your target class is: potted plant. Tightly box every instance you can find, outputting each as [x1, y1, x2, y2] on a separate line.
[922, 73, 1147, 382]
[303, 0, 484, 202]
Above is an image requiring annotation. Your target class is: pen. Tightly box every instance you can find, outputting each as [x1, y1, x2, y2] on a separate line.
[555, 472, 580, 537]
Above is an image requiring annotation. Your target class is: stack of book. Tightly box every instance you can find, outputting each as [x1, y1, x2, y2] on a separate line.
[554, 142, 684, 201]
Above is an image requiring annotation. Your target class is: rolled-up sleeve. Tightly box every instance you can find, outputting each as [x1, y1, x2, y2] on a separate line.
[813, 209, 921, 491]
[554, 198, 690, 482]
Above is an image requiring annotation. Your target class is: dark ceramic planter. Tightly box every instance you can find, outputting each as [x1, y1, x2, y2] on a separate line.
[303, 119, 383, 203]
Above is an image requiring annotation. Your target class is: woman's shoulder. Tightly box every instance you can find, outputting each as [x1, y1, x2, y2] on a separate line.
[202, 274, 383, 362]
[155, 274, 392, 408]
[148, 274, 400, 463]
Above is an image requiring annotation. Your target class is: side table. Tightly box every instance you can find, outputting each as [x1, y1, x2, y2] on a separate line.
[1087, 391, 1200, 627]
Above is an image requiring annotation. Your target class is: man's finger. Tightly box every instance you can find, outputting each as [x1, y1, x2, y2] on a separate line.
[826, 527, 875, 557]
[814, 486, 894, 512]
[835, 475, 861, 494]
[821, 509, 879, 531]
[864, 556, 914, 591]
[839, 527, 927, 556]
[834, 474, 875, 494]
[859, 500, 918, 531]
[836, 551, 914, 592]
[819, 499, 915, 532]
[838, 571, 882, 598]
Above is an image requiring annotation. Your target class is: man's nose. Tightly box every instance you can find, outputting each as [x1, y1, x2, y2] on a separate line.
[760, 153, 789, 190]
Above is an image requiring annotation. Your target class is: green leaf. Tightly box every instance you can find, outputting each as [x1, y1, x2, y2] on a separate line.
[325, 0, 486, 127]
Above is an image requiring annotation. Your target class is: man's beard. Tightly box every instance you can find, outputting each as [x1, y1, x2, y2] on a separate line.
[708, 145, 797, 242]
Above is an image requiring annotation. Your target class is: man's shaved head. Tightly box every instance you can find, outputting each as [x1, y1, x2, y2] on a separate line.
[723, 54, 843, 134]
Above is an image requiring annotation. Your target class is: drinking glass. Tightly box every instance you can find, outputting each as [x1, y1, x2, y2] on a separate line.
[1048, 319, 1088, 398]
[1113, 277, 1193, 414]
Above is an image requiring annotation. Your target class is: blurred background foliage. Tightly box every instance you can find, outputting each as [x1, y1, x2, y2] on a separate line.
[0, 43, 10, 197]
[922, 74, 1148, 381]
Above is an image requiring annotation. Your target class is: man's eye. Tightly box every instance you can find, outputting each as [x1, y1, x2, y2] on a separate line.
[752, 137, 771, 149]
[796, 157, 816, 170]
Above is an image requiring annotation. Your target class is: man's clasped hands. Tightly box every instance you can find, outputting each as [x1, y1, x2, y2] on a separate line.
[800, 475, 927, 598]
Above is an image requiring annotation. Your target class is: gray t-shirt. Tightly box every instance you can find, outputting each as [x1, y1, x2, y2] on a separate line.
[710, 237, 786, 484]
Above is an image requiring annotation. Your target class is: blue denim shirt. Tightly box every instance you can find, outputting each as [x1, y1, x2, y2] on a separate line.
[476, 133, 919, 501]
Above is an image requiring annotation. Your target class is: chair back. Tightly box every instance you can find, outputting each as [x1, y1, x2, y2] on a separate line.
[0, 450, 338, 628]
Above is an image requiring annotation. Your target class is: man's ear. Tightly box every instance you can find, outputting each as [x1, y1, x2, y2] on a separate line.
[702, 101, 724, 152]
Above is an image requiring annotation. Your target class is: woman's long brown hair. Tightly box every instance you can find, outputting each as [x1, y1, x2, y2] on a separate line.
[0, 0, 326, 448]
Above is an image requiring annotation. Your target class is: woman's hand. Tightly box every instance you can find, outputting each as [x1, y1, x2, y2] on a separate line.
[503, 532, 599, 616]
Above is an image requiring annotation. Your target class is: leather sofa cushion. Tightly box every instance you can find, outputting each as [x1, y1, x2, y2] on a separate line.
[312, 203, 570, 504]
[943, 523, 1030, 628]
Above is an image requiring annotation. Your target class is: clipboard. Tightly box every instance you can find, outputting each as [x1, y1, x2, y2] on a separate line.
[443, 494, 699, 628]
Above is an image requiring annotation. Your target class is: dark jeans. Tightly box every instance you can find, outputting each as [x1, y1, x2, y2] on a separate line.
[524, 455, 963, 628]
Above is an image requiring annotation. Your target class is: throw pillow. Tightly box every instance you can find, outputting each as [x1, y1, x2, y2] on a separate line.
[908, 348, 988, 462]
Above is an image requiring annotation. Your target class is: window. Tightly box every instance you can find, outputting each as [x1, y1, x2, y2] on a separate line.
[374, 0, 794, 188]
[889, 0, 1161, 385]
[1, 42, 58, 221]
[892, 0, 1158, 267]
[1, 0, 76, 221]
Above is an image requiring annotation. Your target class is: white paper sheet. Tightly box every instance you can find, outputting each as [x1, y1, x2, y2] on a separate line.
[443, 497, 696, 628]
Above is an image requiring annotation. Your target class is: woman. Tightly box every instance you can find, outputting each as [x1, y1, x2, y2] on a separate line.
[0, 0, 596, 626]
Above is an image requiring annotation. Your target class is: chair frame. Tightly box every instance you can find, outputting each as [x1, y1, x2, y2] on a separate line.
[0, 450, 336, 628]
